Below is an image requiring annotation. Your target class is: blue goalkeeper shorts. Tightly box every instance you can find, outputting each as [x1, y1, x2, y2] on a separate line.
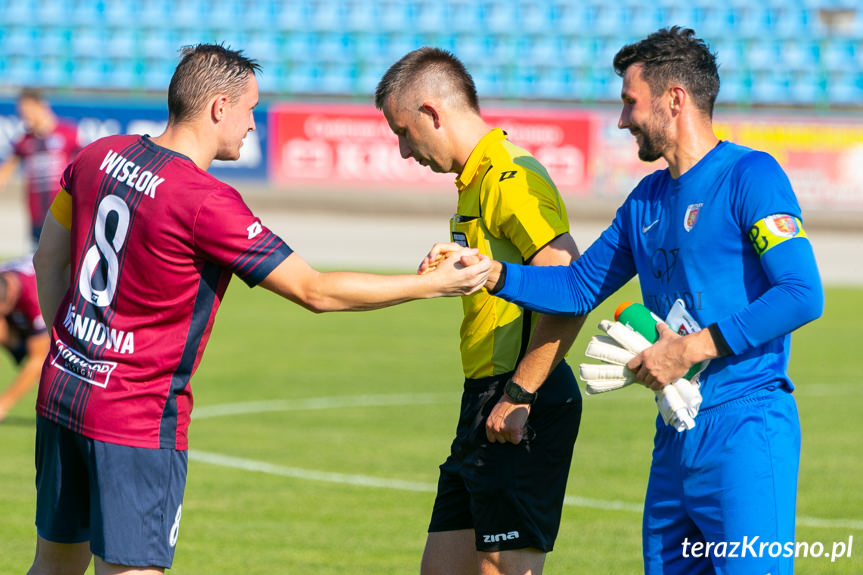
[642, 388, 800, 575]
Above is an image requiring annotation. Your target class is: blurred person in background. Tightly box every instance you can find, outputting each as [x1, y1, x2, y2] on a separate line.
[377, 47, 586, 575]
[0, 257, 49, 422]
[0, 88, 81, 249]
[28, 43, 488, 575]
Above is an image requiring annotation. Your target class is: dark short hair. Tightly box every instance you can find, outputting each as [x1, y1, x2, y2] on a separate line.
[374, 47, 480, 113]
[18, 87, 45, 103]
[613, 26, 719, 117]
[167, 43, 261, 124]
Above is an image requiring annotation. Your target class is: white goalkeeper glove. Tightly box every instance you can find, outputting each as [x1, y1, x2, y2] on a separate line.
[579, 319, 701, 431]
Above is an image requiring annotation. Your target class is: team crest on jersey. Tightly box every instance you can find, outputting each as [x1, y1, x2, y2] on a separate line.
[451, 232, 469, 247]
[683, 203, 703, 232]
[764, 214, 800, 237]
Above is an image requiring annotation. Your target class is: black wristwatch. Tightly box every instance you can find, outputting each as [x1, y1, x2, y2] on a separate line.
[504, 379, 537, 405]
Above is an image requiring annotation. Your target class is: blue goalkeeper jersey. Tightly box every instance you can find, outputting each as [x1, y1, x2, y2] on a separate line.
[497, 141, 824, 408]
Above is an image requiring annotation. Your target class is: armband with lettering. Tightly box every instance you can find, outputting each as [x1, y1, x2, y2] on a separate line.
[747, 214, 807, 257]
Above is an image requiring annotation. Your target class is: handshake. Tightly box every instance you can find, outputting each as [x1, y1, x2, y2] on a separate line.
[579, 301, 705, 431]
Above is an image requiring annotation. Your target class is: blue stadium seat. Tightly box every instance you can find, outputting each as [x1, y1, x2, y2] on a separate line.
[137, 0, 173, 29]
[5, 56, 38, 87]
[316, 62, 357, 95]
[446, 1, 484, 34]
[4, 26, 36, 58]
[745, 39, 784, 72]
[2, 0, 37, 25]
[275, 1, 311, 32]
[104, 1, 138, 27]
[171, 0, 208, 29]
[483, 2, 518, 34]
[355, 62, 388, 97]
[107, 28, 140, 61]
[69, 0, 104, 27]
[749, 70, 791, 104]
[314, 32, 353, 63]
[533, 67, 575, 100]
[35, 0, 70, 26]
[555, 3, 595, 35]
[781, 39, 821, 73]
[343, 0, 381, 33]
[734, 6, 776, 39]
[103, 58, 142, 91]
[820, 38, 858, 73]
[141, 58, 175, 92]
[377, 1, 415, 33]
[285, 62, 321, 95]
[696, 6, 739, 40]
[71, 27, 106, 59]
[826, 71, 863, 106]
[518, 1, 555, 35]
[716, 70, 752, 106]
[71, 58, 108, 90]
[308, 0, 345, 32]
[711, 38, 745, 74]
[561, 36, 600, 68]
[788, 70, 827, 106]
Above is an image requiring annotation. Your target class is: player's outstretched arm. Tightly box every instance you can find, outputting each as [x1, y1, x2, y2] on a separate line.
[259, 247, 490, 313]
[33, 212, 71, 327]
[0, 332, 49, 421]
[0, 155, 20, 193]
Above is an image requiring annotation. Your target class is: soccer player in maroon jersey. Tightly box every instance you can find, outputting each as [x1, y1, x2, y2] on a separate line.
[0, 258, 49, 421]
[0, 88, 80, 248]
[28, 44, 489, 575]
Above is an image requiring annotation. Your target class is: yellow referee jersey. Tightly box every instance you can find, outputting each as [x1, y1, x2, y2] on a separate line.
[451, 129, 569, 379]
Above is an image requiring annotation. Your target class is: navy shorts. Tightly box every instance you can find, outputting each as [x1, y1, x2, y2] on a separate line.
[35, 416, 188, 568]
[428, 361, 582, 552]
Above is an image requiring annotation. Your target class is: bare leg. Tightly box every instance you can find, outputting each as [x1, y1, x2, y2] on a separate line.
[421, 529, 478, 575]
[27, 535, 92, 575]
[479, 548, 546, 575]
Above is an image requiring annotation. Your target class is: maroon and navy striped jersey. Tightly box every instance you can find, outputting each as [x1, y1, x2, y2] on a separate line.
[13, 120, 80, 230]
[37, 135, 292, 449]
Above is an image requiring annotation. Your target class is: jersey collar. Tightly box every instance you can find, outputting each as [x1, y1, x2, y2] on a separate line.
[455, 128, 507, 191]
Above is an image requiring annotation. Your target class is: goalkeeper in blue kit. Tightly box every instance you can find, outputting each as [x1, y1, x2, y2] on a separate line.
[474, 27, 824, 574]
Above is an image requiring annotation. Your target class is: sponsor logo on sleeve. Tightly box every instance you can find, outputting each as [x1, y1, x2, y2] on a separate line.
[247, 221, 263, 240]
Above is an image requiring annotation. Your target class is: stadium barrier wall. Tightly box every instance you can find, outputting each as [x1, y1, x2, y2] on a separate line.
[1, 100, 861, 211]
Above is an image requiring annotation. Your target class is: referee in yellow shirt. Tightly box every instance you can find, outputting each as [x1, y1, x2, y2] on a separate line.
[376, 47, 586, 575]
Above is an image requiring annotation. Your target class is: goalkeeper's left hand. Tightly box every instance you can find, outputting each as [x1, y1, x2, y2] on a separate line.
[627, 323, 714, 391]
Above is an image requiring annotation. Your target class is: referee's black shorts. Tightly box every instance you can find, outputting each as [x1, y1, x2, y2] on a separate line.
[428, 360, 582, 552]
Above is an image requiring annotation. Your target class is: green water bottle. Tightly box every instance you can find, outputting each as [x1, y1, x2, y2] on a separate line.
[614, 301, 702, 380]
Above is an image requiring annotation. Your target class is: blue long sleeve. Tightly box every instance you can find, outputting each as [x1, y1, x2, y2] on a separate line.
[496, 225, 637, 316]
[716, 236, 824, 355]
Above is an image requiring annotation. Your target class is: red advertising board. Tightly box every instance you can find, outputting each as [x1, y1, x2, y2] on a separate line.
[269, 103, 863, 212]
[268, 103, 594, 194]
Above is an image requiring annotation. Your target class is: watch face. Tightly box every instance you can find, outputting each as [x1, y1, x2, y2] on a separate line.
[505, 380, 535, 404]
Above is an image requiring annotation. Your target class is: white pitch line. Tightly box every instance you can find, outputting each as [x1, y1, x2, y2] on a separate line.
[190, 393, 863, 530]
[189, 449, 863, 530]
[192, 392, 456, 420]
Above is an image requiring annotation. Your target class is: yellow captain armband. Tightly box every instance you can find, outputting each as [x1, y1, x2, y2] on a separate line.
[50, 188, 73, 230]
[747, 213, 807, 257]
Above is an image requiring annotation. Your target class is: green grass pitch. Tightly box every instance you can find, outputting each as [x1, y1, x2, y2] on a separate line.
[1, 281, 860, 573]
